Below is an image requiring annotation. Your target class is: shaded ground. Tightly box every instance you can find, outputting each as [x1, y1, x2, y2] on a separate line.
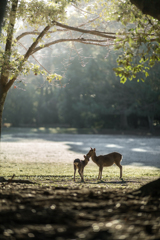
[0, 177, 160, 240]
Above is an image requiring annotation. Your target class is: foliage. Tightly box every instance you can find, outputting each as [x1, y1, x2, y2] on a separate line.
[84, 0, 160, 82]
[3, 44, 160, 130]
[0, 0, 68, 94]
[112, 0, 160, 82]
[1, 0, 160, 94]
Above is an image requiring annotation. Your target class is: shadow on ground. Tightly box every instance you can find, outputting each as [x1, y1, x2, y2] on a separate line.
[0, 178, 160, 240]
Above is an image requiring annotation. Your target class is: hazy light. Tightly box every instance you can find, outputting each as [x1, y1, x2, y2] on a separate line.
[69, 142, 83, 145]
[131, 148, 147, 152]
[106, 144, 124, 149]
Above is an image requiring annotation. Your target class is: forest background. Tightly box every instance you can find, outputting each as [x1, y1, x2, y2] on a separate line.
[2, 5, 160, 133]
[3, 43, 160, 132]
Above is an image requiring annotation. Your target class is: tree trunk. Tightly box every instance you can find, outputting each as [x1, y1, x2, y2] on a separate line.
[120, 111, 129, 129]
[147, 115, 154, 133]
[0, 87, 7, 139]
[133, 178, 160, 197]
[130, 0, 160, 21]
[0, 87, 8, 181]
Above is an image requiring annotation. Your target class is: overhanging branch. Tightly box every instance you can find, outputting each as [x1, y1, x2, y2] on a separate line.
[16, 17, 116, 41]
[32, 38, 115, 54]
[4, 24, 52, 92]
[53, 21, 117, 39]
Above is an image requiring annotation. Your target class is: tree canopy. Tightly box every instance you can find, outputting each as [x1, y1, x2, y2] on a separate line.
[1, 0, 160, 134]
[130, 0, 160, 21]
[1, 0, 160, 92]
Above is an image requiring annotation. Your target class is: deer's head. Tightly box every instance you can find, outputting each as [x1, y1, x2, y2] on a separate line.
[86, 148, 96, 157]
[84, 155, 90, 161]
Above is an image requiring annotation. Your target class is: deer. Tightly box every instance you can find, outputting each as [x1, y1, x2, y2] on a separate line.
[73, 155, 90, 182]
[86, 148, 123, 181]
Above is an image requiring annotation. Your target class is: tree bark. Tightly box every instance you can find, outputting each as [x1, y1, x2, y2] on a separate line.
[120, 111, 129, 129]
[0, 0, 19, 139]
[0, 86, 7, 139]
[130, 0, 160, 21]
[133, 178, 160, 197]
[147, 115, 154, 133]
[0, 0, 7, 32]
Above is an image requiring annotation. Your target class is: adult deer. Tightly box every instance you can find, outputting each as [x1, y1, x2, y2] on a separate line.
[73, 155, 90, 182]
[87, 148, 122, 180]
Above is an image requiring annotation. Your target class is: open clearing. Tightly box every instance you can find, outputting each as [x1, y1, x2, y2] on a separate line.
[1, 128, 160, 167]
[1, 128, 160, 187]
[0, 128, 160, 240]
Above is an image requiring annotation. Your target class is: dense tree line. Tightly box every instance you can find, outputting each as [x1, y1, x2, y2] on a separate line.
[3, 45, 160, 131]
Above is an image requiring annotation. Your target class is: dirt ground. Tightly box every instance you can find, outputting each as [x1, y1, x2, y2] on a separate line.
[0, 131, 160, 240]
[0, 180, 160, 240]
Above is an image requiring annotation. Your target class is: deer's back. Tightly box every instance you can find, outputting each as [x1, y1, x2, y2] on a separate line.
[74, 158, 81, 167]
[74, 158, 85, 169]
[97, 152, 122, 166]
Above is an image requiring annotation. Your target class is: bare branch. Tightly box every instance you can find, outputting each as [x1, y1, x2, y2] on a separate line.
[77, 17, 100, 28]
[71, 3, 95, 15]
[24, 25, 51, 60]
[4, 24, 52, 92]
[53, 21, 117, 39]
[16, 29, 68, 41]
[32, 38, 115, 54]
[16, 18, 115, 41]
[18, 41, 50, 74]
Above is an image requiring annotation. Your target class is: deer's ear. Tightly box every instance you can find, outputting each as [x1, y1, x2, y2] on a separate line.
[94, 148, 96, 151]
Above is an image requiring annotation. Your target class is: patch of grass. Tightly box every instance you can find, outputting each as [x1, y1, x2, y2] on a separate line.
[2, 161, 159, 177]
[1, 161, 160, 190]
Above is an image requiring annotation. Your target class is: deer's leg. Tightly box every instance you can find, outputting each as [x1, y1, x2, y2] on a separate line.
[99, 166, 103, 180]
[81, 172, 84, 182]
[120, 165, 122, 178]
[78, 169, 84, 182]
[98, 168, 100, 180]
[98, 166, 103, 180]
[74, 165, 76, 182]
[115, 162, 122, 178]
[81, 168, 84, 182]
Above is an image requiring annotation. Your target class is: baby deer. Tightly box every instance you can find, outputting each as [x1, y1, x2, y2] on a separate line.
[87, 148, 122, 180]
[73, 155, 90, 182]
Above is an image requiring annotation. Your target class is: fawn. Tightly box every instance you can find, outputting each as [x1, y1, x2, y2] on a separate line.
[73, 155, 90, 182]
[87, 148, 122, 180]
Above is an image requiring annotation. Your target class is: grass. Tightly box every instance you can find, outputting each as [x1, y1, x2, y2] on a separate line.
[1, 161, 160, 190]
[1, 127, 160, 190]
